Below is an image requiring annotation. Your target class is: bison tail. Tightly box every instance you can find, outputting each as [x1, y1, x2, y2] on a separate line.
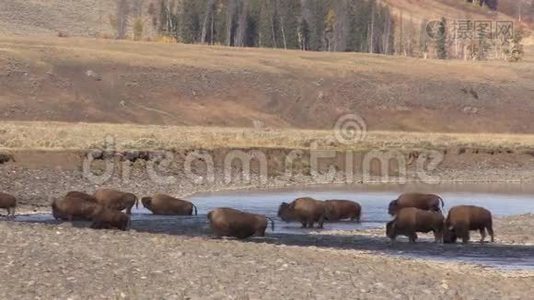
[266, 217, 275, 232]
[192, 204, 198, 216]
[438, 196, 445, 208]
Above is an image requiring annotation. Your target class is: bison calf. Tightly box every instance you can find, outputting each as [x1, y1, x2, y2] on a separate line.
[0, 192, 17, 219]
[324, 200, 361, 222]
[141, 194, 198, 216]
[208, 208, 274, 239]
[443, 205, 494, 244]
[278, 197, 326, 229]
[386, 207, 445, 243]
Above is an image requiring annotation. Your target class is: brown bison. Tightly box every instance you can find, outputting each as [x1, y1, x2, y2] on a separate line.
[443, 205, 494, 244]
[0, 192, 17, 219]
[207, 208, 274, 239]
[324, 200, 361, 222]
[277, 197, 326, 228]
[386, 207, 445, 243]
[52, 191, 100, 221]
[90, 205, 131, 231]
[388, 193, 444, 216]
[94, 189, 138, 215]
[141, 194, 198, 216]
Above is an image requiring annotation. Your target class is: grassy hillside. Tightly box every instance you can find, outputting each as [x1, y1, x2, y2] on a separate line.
[0, 1, 532, 133]
[0, 36, 533, 133]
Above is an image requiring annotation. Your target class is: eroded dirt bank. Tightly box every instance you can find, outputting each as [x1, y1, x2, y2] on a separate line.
[2, 146, 534, 211]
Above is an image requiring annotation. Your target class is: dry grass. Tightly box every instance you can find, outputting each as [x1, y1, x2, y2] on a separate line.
[1, 121, 534, 152]
[0, 35, 526, 81]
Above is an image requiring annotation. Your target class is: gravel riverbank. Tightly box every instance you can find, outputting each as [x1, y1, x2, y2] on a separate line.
[0, 220, 533, 300]
[1, 162, 534, 299]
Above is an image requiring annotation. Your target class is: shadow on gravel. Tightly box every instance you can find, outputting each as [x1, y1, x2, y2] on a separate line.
[11, 213, 534, 270]
[246, 233, 534, 271]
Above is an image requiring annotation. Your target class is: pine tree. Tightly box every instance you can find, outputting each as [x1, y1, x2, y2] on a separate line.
[308, 0, 328, 51]
[277, 0, 301, 49]
[258, 0, 279, 48]
[436, 17, 447, 59]
[181, 0, 204, 43]
[346, 0, 370, 52]
[298, 18, 311, 50]
[116, 0, 130, 39]
[148, 0, 402, 54]
[324, 8, 336, 51]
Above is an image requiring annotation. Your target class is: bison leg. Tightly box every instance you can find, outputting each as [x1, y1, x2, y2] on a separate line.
[317, 215, 325, 229]
[487, 225, 495, 243]
[461, 231, 470, 244]
[300, 222, 307, 228]
[479, 228, 487, 243]
[409, 233, 417, 243]
[433, 231, 443, 243]
[307, 219, 315, 228]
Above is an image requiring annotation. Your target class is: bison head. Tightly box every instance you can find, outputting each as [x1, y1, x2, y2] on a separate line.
[277, 202, 293, 222]
[443, 227, 458, 243]
[385, 220, 396, 239]
[51, 201, 66, 221]
[141, 197, 152, 209]
[387, 200, 399, 216]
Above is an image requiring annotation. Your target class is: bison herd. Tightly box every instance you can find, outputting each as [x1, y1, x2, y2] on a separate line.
[0, 190, 494, 244]
[386, 193, 494, 244]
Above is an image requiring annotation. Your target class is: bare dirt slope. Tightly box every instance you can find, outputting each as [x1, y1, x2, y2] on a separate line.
[384, 0, 515, 23]
[0, 36, 534, 133]
[0, 0, 115, 37]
